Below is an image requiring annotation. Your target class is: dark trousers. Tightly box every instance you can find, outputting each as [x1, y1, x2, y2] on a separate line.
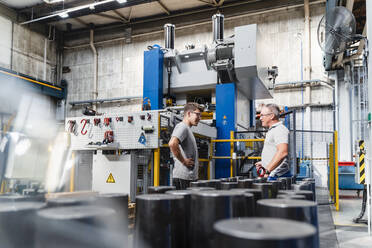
[173, 178, 193, 190]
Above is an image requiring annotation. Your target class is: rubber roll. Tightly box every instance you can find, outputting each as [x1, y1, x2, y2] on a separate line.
[277, 194, 306, 200]
[278, 178, 287, 190]
[96, 193, 129, 246]
[254, 178, 267, 183]
[36, 205, 117, 248]
[134, 194, 186, 248]
[252, 183, 274, 199]
[237, 179, 255, 189]
[189, 190, 247, 248]
[205, 179, 221, 189]
[292, 182, 312, 191]
[0, 202, 45, 248]
[46, 196, 96, 208]
[220, 182, 238, 190]
[214, 217, 317, 248]
[231, 188, 262, 215]
[190, 181, 209, 187]
[267, 180, 279, 198]
[257, 199, 319, 248]
[166, 190, 194, 248]
[186, 187, 214, 191]
[148, 186, 176, 194]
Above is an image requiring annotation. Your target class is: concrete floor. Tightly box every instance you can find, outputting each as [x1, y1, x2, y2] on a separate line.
[318, 188, 372, 248]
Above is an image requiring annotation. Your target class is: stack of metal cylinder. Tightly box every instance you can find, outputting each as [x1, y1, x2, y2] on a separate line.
[134, 175, 319, 248]
[0, 193, 129, 248]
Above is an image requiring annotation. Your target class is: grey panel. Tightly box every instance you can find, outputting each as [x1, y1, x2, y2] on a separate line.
[235, 24, 272, 100]
[163, 58, 217, 94]
[75, 150, 93, 191]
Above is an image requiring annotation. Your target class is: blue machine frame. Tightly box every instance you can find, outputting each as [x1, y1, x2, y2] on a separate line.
[143, 48, 164, 110]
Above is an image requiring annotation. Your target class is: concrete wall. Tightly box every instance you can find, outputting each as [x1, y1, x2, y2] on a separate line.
[0, 14, 58, 83]
[63, 3, 328, 117]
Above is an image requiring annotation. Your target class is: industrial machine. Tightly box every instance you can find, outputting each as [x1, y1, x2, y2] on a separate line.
[144, 14, 273, 178]
[64, 14, 274, 200]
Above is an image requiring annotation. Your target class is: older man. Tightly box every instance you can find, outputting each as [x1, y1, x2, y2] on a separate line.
[169, 102, 204, 189]
[255, 104, 290, 181]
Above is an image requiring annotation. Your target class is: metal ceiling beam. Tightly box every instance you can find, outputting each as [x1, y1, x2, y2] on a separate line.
[128, 7, 133, 21]
[94, 13, 126, 23]
[195, 0, 215, 7]
[74, 17, 90, 27]
[157, 0, 170, 15]
[112, 9, 129, 22]
[63, 0, 325, 45]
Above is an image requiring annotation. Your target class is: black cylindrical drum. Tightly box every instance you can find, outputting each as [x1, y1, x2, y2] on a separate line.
[257, 199, 319, 247]
[267, 180, 279, 198]
[190, 190, 246, 248]
[303, 178, 316, 200]
[278, 177, 287, 190]
[237, 179, 254, 188]
[36, 205, 118, 248]
[166, 190, 194, 248]
[220, 182, 238, 190]
[0, 202, 45, 248]
[230, 188, 262, 216]
[214, 217, 317, 248]
[191, 181, 209, 187]
[46, 196, 95, 208]
[96, 194, 129, 246]
[252, 183, 274, 198]
[284, 177, 292, 190]
[0, 194, 44, 203]
[206, 179, 220, 188]
[227, 177, 238, 182]
[294, 190, 314, 201]
[134, 194, 186, 248]
[186, 187, 214, 191]
[148, 186, 175, 194]
[277, 194, 307, 200]
[254, 177, 266, 183]
[292, 182, 312, 191]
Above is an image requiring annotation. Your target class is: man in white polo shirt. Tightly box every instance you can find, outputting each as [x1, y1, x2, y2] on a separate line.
[255, 104, 290, 181]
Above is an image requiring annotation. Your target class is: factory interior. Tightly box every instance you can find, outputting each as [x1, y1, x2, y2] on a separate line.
[1, 0, 372, 247]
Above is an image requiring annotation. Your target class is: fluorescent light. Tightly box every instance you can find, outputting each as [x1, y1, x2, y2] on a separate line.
[117, 0, 127, 3]
[59, 12, 69, 18]
[89, 4, 95, 10]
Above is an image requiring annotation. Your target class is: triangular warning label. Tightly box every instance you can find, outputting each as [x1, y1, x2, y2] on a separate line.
[106, 173, 115, 183]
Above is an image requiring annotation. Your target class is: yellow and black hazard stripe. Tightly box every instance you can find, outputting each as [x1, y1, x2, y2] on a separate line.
[359, 140, 366, 184]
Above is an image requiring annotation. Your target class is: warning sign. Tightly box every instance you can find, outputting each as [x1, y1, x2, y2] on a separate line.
[106, 173, 116, 183]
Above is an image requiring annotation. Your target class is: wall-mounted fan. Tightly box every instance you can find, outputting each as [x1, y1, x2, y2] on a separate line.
[317, 6, 357, 55]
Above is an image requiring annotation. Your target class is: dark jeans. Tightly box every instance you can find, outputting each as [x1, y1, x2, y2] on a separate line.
[173, 178, 193, 190]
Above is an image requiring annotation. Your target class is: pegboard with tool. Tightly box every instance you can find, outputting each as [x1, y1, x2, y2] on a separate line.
[65, 110, 159, 150]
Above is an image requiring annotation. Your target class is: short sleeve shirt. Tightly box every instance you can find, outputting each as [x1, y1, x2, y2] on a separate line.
[261, 122, 290, 177]
[171, 122, 199, 180]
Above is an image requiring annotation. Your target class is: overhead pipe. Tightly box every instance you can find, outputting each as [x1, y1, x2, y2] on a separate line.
[69, 95, 142, 106]
[90, 28, 98, 111]
[304, 0, 312, 104]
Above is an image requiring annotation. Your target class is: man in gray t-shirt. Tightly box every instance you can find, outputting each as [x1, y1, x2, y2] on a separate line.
[255, 104, 290, 181]
[169, 102, 204, 190]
